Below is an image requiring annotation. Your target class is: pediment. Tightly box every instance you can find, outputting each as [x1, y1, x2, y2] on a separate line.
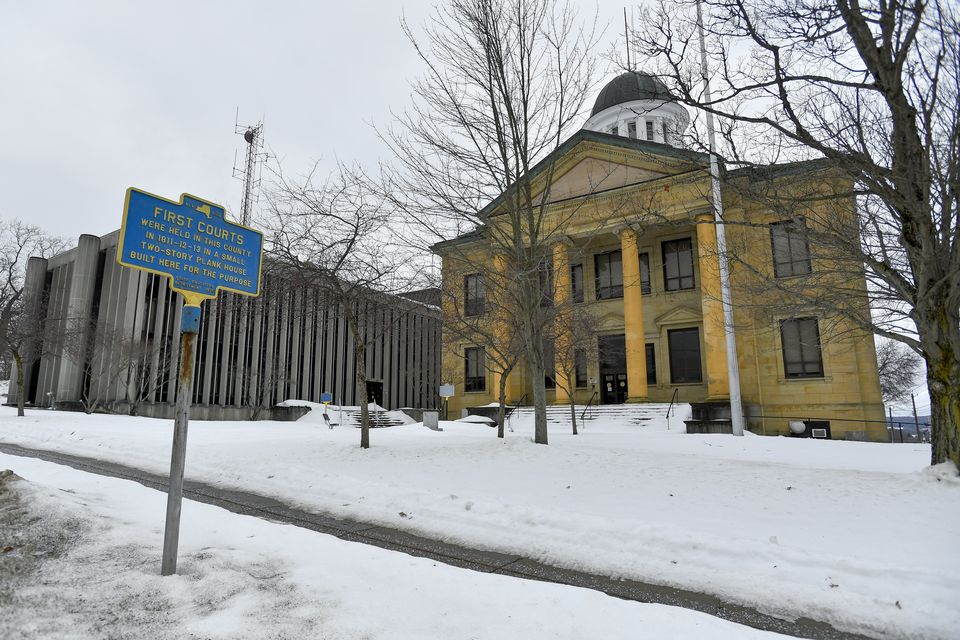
[654, 305, 702, 326]
[543, 156, 666, 202]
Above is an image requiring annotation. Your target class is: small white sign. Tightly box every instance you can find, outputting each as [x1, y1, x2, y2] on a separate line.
[439, 383, 455, 398]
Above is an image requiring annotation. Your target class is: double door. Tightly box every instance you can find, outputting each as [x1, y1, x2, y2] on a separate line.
[601, 372, 628, 404]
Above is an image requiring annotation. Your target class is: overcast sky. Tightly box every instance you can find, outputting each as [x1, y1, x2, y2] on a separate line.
[0, 0, 627, 239]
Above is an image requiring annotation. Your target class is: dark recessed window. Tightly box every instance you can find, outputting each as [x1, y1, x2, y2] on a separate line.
[639, 252, 651, 294]
[662, 238, 695, 291]
[662, 121, 668, 142]
[645, 343, 657, 384]
[544, 339, 556, 389]
[464, 273, 484, 316]
[771, 220, 812, 277]
[539, 258, 554, 308]
[594, 250, 623, 300]
[571, 263, 584, 303]
[668, 328, 702, 384]
[574, 349, 588, 388]
[780, 318, 824, 378]
[646, 120, 655, 140]
[627, 121, 637, 139]
[464, 347, 486, 392]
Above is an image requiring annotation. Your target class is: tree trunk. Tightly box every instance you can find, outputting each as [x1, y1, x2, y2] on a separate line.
[13, 349, 24, 417]
[356, 341, 369, 449]
[926, 316, 960, 467]
[531, 357, 548, 445]
[569, 398, 578, 436]
[497, 372, 509, 439]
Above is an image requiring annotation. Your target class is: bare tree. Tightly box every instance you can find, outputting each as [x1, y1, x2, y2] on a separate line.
[56, 319, 128, 414]
[876, 338, 922, 405]
[0, 220, 65, 416]
[552, 302, 604, 435]
[633, 0, 960, 465]
[381, 0, 600, 445]
[264, 164, 423, 449]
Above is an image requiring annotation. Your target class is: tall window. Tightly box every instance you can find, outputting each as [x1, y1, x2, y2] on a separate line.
[594, 250, 624, 299]
[539, 258, 554, 307]
[574, 349, 588, 387]
[639, 252, 652, 294]
[464, 347, 486, 392]
[645, 343, 657, 384]
[544, 339, 556, 389]
[627, 121, 637, 139]
[646, 120, 655, 140]
[662, 238, 695, 291]
[661, 121, 668, 142]
[571, 263, 584, 303]
[770, 220, 812, 277]
[780, 318, 824, 378]
[668, 328, 702, 383]
[464, 273, 484, 316]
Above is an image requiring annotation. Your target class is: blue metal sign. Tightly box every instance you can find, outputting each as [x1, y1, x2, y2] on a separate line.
[118, 188, 263, 306]
[320, 392, 333, 404]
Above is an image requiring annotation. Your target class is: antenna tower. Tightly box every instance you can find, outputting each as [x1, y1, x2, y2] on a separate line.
[232, 110, 268, 226]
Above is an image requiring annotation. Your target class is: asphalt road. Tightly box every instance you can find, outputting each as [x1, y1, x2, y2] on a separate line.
[0, 441, 873, 640]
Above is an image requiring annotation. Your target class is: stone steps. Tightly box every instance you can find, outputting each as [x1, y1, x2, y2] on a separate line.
[507, 403, 680, 426]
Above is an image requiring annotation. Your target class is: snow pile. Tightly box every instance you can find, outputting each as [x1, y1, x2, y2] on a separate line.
[1, 454, 791, 639]
[0, 406, 956, 639]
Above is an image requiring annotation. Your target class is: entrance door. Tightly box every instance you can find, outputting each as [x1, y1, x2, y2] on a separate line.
[367, 381, 384, 407]
[598, 334, 628, 404]
[601, 372, 628, 404]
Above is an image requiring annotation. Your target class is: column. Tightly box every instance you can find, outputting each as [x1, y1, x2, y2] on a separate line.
[9, 256, 49, 405]
[696, 213, 730, 399]
[57, 234, 101, 402]
[552, 243, 573, 404]
[489, 252, 515, 403]
[620, 229, 648, 401]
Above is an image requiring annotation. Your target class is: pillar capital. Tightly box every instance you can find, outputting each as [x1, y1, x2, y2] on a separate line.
[694, 210, 714, 224]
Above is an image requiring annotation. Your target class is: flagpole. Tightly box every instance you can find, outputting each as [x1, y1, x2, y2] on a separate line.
[696, 0, 745, 436]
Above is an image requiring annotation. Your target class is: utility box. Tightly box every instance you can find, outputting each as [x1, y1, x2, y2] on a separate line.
[423, 411, 441, 431]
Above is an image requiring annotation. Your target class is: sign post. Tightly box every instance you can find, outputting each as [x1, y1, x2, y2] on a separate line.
[118, 188, 263, 576]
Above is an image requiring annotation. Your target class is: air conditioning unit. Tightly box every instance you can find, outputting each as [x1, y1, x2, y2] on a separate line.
[811, 428, 828, 438]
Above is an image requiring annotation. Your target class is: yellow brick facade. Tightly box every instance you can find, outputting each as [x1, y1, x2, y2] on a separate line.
[434, 132, 886, 441]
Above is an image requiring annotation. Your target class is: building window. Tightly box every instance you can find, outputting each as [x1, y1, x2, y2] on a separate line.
[661, 121, 668, 142]
[594, 250, 623, 299]
[780, 318, 824, 378]
[544, 339, 556, 389]
[464, 273, 484, 316]
[770, 220, 812, 277]
[662, 238, 695, 291]
[639, 252, 652, 294]
[646, 120, 655, 140]
[571, 263, 584, 303]
[645, 343, 657, 384]
[464, 347, 486, 392]
[574, 349, 588, 387]
[539, 258, 554, 307]
[608, 124, 618, 135]
[627, 121, 637, 139]
[668, 328, 702, 383]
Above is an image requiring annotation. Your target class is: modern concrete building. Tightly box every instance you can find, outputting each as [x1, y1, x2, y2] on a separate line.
[10, 229, 440, 418]
[433, 71, 887, 440]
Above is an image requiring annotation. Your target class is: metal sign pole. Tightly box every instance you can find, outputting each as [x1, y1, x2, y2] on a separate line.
[161, 303, 201, 576]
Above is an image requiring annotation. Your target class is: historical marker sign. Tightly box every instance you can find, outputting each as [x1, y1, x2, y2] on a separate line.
[118, 188, 263, 306]
[117, 187, 263, 577]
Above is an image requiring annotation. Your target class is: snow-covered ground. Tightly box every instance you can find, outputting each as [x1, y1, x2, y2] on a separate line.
[1, 453, 792, 639]
[0, 403, 956, 639]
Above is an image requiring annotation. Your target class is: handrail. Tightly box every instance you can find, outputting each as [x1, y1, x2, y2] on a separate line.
[580, 391, 598, 421]
[505, 393, 527, 433]
[665, 388, 680, 430]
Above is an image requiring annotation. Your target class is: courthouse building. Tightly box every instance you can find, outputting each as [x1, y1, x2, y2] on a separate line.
[433, 71, 886, 440]
[10, 229, 440, 417]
